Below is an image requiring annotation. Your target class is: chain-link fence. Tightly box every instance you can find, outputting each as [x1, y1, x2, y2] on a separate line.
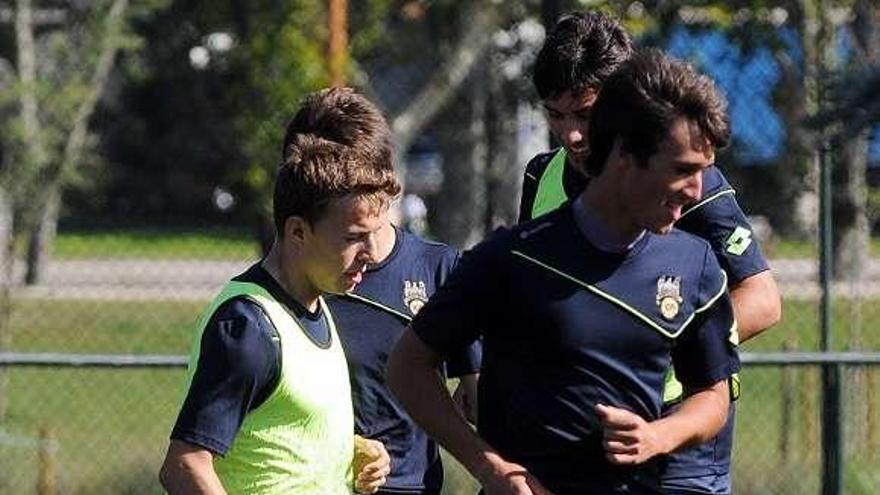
[1, 358, 878, 494]
[2, 1, 880, 494]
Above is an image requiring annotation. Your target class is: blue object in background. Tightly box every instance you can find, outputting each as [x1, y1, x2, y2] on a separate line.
[664, 27, 880, 166]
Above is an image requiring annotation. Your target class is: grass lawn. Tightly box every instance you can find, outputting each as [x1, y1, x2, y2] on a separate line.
[49, 227, 259, 260]
[41, 229, 880, 261]
[0, 298, 878, 494]
[771, 237, 880, 259]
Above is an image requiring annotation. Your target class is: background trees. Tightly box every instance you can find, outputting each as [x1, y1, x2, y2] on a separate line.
[1, 0, 878, 273]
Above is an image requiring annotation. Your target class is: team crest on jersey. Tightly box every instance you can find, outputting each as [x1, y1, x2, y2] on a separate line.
[656, 276, 683, 320]
[403, 280, 429, 315]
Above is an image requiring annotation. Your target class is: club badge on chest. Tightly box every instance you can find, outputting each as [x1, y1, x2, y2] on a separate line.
[657, 275, 683, 320]
[403, 280, 428, 316]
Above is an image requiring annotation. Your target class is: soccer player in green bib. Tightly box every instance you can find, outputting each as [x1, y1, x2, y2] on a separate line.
[160, 88, 397, 495]
[518, 11, 781, 495]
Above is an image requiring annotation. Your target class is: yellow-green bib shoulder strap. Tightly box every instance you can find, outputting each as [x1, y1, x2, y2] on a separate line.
[531, 148, 569, 219]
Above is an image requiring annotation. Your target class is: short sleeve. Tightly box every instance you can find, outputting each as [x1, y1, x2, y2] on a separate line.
[519, 153, 554, 223]
[445, 340, 483, 377]
[431, 247, 481, 377]
[676, 168, 770, 285]
[171, 298, 281, 455]
[411, 232, 508, 358]
[671, 248, 740, 391]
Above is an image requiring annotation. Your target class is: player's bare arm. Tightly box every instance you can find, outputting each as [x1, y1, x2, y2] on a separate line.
[597, 379, 729, 466]
[730, 270, 781, 342]
[452, 372, 479, 424]
[387, 328, 554, 495]
[159, 440, 228, 495]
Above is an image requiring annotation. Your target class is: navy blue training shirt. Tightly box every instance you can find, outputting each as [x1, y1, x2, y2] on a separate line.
[170, 262, 331, 455]
[519, 152, 770, 284]
[663, 166, 768, 492]
[328, 227, 481, 495]
[520, 153, 766, 494]
[675, 166, 769, 284]
[411, 204, 739, 495]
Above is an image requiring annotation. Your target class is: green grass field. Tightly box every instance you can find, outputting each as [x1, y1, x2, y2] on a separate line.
[771, 237, 880, 259]
[0, 297, 878, 494]
[43, 228, 880, 261]
[50, 228, 259, 260]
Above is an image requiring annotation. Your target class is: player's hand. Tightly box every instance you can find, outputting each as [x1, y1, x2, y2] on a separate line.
[452, 375, 479, 424]
[595, 403, 664, 465]
[353, 435, 390, 494]
[479, 459, 556, 495]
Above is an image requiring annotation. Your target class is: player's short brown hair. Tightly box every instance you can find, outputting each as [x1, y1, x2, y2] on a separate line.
[274, 87, 401, 233]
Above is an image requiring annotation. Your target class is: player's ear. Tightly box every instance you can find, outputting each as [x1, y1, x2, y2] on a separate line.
[283, 216, 310, 247]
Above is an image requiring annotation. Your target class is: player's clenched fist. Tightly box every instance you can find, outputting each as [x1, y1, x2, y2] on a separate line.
[595, 403, 665, 466]
[353, 435, 391, 494]
[477, 458, 556, 495]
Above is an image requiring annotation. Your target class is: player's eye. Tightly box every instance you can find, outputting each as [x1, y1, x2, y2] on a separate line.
[680, 169, 695, 178]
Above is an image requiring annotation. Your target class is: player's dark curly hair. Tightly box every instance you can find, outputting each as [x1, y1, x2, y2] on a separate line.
[532, 10, 633, 100]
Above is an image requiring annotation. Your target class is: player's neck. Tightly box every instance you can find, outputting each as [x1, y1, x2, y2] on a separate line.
[579, 181, 644, 249]
[372, 221, 397, 265]
[262, 242, 321, 312]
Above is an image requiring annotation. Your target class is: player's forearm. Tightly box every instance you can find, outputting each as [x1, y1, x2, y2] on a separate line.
[159, 441, 228, 495]
[452, 373, 479, 424]
[651, 380, 729, 454]
[730, 270, 781, 342]
[387, 330, 500, 483]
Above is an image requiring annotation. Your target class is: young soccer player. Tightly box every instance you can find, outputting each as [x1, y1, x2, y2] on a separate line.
[388, 50, 741, 495]
[159, 87, 396, 495]
[519, 12, 781, 494]
[328, 219, 480, 495]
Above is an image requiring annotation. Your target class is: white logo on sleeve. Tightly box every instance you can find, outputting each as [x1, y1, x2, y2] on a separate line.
[725, 226, 753, 256]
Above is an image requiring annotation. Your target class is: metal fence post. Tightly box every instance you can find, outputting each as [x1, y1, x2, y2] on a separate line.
[821, 363, 843, 495]
[816, 4, 841, 485]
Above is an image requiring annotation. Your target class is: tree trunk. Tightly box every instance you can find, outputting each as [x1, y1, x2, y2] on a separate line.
[20, 0, 129, 285]
[831, 134, 869, 280]
[0, 187, 14, 421]
[484, 49, 521, 231]
[429, 68, 488, 249]
[773, 41, 814, 237]
[831, 0, 877, 280]
[390, 3, 498, 164]
[24, 188, 59, 285]
[792, 0, 827, 240]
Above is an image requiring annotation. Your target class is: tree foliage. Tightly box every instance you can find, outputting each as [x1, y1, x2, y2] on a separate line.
[0, 0, 169, 283]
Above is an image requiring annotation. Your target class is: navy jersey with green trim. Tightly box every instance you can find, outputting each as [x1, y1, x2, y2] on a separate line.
[327, 227, 481, 495]
[520, 155, 766, 492]
[662, 168, 763, 493]
[411, 205, 739, 495]
[518, 155, 769, 285]
[675, 167, 769, 285]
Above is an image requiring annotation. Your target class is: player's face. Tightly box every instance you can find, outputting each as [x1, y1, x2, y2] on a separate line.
[543, 89, 597, 169]
[621, 117, 713, 234]
[302, 194, 387, 294]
